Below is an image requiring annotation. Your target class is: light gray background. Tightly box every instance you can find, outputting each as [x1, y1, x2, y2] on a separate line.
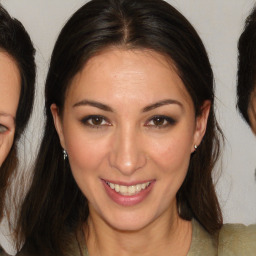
[0, 0, 256, 254]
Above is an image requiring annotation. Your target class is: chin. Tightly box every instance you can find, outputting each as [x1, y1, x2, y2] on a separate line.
[101, 209, 158, 232]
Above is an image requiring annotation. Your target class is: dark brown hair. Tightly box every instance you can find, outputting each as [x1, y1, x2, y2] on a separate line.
[17, 0, 223, 255]
[0, 4, 35, 220]
[237, 6, 256, 124]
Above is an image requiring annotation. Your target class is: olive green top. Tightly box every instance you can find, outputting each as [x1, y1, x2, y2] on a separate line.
[17, 219, 256, 255]
[77, 220, 256, 256]
[188, 219, 256, 255]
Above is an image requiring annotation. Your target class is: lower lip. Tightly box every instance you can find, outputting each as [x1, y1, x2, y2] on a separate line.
[102, 180, 155, 207]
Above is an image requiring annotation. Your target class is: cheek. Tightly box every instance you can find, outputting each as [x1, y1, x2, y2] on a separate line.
[147, 131, 193, 172]
[63, 127, 110, 175]
[149, 135, 193, 199]
[62, 127, 112, 203]
[0, 134, 14, 167]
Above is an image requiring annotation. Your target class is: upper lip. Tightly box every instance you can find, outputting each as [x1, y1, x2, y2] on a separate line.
[101, 178, 155, 186]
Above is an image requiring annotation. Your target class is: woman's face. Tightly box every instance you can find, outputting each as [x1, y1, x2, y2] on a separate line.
[0, 52, 20, 167]
[52, 48, 209, 231]
[248, 86, 256, 134]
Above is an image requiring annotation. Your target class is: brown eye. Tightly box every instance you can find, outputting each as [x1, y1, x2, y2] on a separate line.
[91, 116, 104, 125]
[152, 117, 165, 126]
[146, 115, 176, 128]
[81, 115, 111, 128]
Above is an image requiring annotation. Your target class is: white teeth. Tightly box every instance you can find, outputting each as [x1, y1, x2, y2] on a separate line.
[136, 184, 141, 192]
[120, 185, 127, 194]
[115, 184, 120, 192]
[128, 185, 135, 194]
[107, 181, 151, 196]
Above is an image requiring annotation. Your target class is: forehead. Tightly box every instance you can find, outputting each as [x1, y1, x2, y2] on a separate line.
[0, 51, 21, 118]
[66, 48, 193, 109]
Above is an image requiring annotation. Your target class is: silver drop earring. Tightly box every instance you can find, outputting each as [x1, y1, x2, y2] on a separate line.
[63, 149, 68, 160]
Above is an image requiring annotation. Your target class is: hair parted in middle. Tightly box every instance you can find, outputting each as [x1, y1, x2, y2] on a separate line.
[17, 0, 223, 255]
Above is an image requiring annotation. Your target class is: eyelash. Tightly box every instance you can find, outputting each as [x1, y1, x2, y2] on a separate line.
[80, 115, 111, 128]
[145, 115, 176, 128]
[80, 115, 176, 129]
[0, 124, 8, 134]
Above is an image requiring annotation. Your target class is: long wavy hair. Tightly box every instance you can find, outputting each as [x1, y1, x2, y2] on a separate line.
[0, 4, 35, 221]
[17, 0, 223, 255]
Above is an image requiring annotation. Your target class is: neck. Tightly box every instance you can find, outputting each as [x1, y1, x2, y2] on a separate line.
[84, 206, 192, 256]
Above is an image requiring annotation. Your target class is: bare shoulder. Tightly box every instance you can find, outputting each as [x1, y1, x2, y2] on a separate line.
[218, 223, 256, 255]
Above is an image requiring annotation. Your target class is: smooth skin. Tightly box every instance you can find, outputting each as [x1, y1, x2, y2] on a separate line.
[248, 87, 256, 135]
[0, 51, 20, 167]
[52, 48, 210, 256]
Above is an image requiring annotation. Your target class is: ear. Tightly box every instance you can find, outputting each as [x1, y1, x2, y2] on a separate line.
[192, 100, 211, 152]
[51, 104, 66, 149]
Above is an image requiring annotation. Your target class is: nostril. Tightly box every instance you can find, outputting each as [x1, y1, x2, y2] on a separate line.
[109, 150, 147, 176]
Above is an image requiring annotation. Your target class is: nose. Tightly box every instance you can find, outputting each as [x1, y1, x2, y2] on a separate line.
[109, 126, 147, 176]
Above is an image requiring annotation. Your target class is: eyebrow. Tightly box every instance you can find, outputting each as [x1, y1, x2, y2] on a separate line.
[142, 99, 183, 112]
[73, 98, 183, 113]
[73, 100, 113, 112]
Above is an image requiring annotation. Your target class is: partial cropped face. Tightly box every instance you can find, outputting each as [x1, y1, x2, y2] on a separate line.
[52, 48, 210, 231]
[0, 52, 20, 167]
[248, 86, 256, 134]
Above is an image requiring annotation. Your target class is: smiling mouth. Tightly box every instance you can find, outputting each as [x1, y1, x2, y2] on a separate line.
[105, 181, 151, 196]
